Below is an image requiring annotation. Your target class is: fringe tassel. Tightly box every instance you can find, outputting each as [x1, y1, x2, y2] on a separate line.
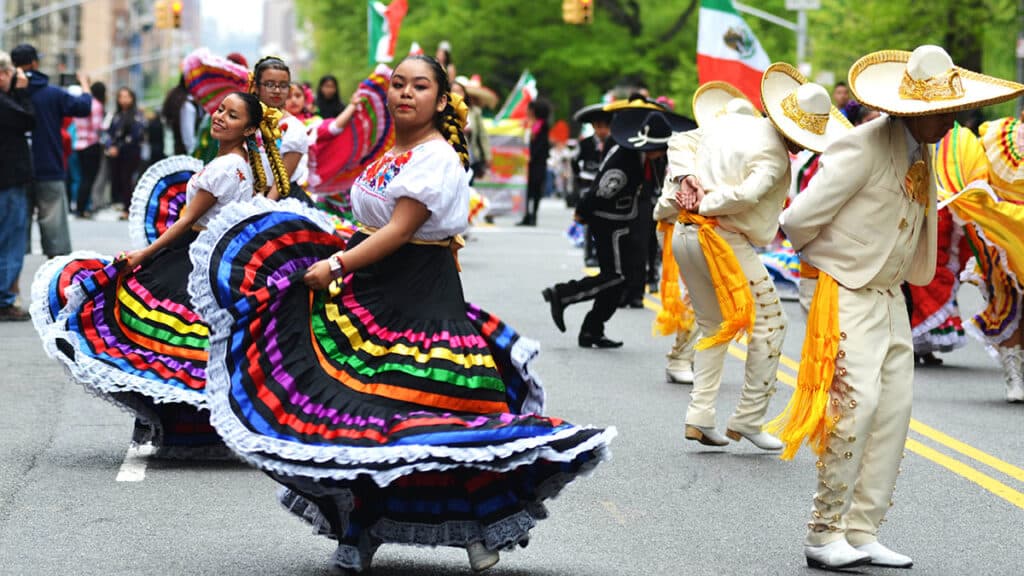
[676, 214, 755, 350]
[766, 272, 840, 460]
[653, 221, 695, 336]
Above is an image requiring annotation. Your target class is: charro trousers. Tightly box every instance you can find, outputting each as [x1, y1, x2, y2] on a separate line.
[672, 223, 787, 434]
[805, 283, 914, 547]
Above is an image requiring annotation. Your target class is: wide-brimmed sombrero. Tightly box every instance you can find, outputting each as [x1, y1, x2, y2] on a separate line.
[455, 75, 499, 109]
[849, 45, 1024, 117]
[573, 103, 612, 125]
[762, 63, 852, 153]
[692, 81, 762, 127]
[611, 108, 696, 151]
[128, 155, 205, 249]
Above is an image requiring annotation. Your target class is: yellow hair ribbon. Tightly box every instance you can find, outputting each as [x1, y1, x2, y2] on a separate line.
[676, 212, 755, 349]
[260, 103, 283, 141]
[449, 91, 469, 130]
[766, 270, 840, 460]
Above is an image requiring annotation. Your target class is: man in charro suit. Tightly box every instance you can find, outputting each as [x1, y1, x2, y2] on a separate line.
[772, 45, 1024, 571]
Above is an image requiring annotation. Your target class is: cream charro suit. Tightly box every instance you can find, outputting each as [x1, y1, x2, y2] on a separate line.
[657, 114, 790, 434]
[781, 116, 937, 547]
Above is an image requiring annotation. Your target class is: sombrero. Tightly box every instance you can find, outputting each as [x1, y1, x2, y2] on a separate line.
[849, 45, 1024, 117]
[573, 102, 612, 125]
[762, 63, 852, 153]
[611, 108, 696, 151]
[455, 75, 499, 109]
[128, 155, 205, 249]
[693, 81, 762, 127]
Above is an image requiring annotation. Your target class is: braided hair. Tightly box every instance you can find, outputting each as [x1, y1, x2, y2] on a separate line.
[248, 56, 292, 197]
[400, 55, 471, 170]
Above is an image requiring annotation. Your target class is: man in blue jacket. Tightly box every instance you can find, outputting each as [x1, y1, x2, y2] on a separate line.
[11, 44, 92, 258]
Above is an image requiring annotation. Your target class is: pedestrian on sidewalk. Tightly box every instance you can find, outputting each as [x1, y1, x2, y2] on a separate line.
[72, 82, 105, 218]
[772, 45, 1024, 571]
[12, 43, 92, 258]
[665, 65, 848, 453]
[0, 50, 35, 321]
[107, 87, 145, 219]
[517, 98, 550, 226]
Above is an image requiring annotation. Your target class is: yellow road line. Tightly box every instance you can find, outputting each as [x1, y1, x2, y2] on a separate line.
[908, 421, 1024, 484]
[904, 439, 1024, 509]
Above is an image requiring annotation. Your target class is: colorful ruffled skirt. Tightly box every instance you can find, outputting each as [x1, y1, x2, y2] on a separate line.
[30, 230, 228, 455]
[188, 201, 615, 571]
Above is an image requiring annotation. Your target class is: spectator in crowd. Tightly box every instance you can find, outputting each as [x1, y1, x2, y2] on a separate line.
[12, 43, 92, 258]
[315, 74, 344, 119]
[0, 50, 35, 321]
[518, 98, 551, 226]
[107, 86, 145, 219]
[72, 81, 105, 218]
[162, 75, 200, 155]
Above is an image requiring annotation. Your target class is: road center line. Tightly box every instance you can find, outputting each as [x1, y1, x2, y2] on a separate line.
[116, 444, 154, 482]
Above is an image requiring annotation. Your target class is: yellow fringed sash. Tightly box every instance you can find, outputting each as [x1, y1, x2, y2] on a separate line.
[653, 221, 695, 336]
[676, 212, 755, 350]
[766, 270, 840, 460]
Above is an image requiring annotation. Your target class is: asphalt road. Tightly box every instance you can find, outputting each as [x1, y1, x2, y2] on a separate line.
[1, 199, 1021, 576]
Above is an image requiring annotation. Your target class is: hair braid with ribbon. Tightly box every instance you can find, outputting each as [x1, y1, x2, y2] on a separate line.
[443, 92, 471, 170]
[248, 56, 292, 197]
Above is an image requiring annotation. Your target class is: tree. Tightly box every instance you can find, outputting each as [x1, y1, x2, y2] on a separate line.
[295, 0, 1020, 126]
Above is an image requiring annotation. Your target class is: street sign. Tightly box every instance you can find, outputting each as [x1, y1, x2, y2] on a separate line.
[786, 0, 821, 9]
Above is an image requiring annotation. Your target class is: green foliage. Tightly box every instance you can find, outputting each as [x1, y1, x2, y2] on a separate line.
[296, 0, 1022, 124]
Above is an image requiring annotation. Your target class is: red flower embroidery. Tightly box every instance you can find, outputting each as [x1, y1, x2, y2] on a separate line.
[237, 168, 246, 182]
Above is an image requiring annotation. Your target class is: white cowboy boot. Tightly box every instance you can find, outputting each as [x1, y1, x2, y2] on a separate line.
[998, 345, 1024, 403]
[467, 541, 500, 572]
[855, 541, 913, 568]
[805, 539, 871, 570]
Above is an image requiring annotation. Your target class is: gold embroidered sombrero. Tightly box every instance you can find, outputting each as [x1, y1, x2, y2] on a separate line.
[849, 45, 1024, 117]
[761, 63, 851, 153]
[692, 81, 761, 127]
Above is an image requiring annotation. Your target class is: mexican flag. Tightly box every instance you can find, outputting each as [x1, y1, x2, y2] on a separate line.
[367, 0, 408, 67]
[495, 71, 537, 121]
[696, 0, 770, 109]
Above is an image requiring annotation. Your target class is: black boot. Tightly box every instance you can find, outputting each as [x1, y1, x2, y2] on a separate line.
[578, 331, 623, 348]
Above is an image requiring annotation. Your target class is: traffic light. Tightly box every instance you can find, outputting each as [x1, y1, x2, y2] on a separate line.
[562, 0, 594, 25]
[154, 0, 170, 29]
[171, 1, 182, 28]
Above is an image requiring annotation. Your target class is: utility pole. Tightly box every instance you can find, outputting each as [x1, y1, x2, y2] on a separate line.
[734, 1, 819, 76]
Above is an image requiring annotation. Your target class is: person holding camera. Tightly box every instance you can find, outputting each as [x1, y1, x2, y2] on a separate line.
[0, 50, 35, 321]
[11, 44, 92, 258]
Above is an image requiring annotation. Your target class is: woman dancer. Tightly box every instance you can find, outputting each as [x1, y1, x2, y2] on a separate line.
[190, 55, 614, 574]
[31, 92, 267, 456]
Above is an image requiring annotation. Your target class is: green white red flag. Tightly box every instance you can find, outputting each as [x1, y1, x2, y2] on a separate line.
[367, 0, 408, 67]
[696, 0, 770, 109]
[495, 71, 537, 121]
